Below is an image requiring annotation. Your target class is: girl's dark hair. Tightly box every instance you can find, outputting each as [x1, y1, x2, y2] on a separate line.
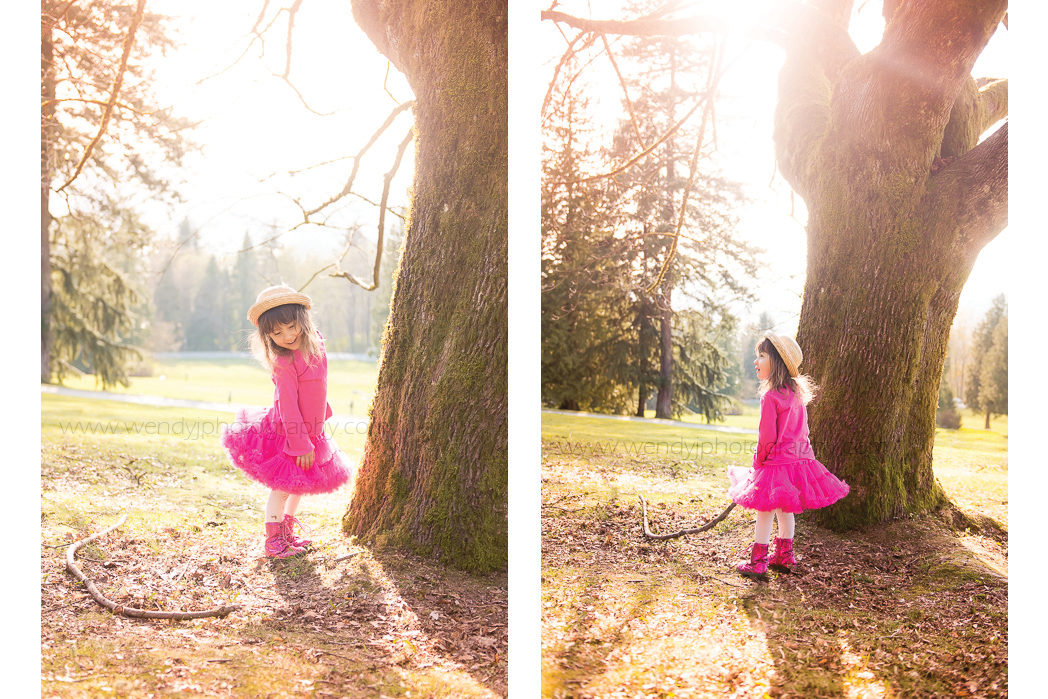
[249, 303, 321, 371]
[755, 337, 816, 405]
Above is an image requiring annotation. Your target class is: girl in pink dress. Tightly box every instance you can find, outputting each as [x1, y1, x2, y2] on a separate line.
[221, 285, 354, 558]
[727, 331, 849, 580]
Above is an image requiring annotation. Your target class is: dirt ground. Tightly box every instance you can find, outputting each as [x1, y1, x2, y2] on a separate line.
[41, 436, 507, 698]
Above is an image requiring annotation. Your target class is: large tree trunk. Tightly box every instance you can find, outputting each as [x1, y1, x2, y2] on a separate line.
[343, 0, 507, 572]
[774, 0, 1008, 528]
[41, 16, 55, 385]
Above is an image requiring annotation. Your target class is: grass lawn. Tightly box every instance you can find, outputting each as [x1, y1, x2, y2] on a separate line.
[541, 411, 1007, 698]
[58, 356, 379, 414]
[41, 394, 506, 697]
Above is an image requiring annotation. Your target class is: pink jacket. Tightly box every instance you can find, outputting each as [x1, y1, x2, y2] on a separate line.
[753, 387, 816, 468]
[270, 330, 333, 456]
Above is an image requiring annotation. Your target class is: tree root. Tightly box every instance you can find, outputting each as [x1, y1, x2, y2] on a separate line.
[65, 514, 239, 620]
[638, 495, 735, 540]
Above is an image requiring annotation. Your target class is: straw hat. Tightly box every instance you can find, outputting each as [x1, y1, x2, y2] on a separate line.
[248, 284, 312, 326]
[763, 331, 802, 378]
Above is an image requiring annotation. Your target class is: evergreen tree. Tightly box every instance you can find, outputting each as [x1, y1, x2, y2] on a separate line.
[967, 295, 1007, 429]
[185, 257, 231, 350]
[231, 231, 259, 348]
[541, 59, 637, 412]
[42, 1, 191, 382]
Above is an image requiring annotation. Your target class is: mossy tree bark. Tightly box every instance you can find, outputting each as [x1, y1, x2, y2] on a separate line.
[543, 0, 1008, 529]
[774, 0, 1007, 528]
[343, 0, 507, 572]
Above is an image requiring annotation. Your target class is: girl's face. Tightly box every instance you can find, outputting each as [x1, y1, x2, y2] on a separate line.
[269, 321, 301, 351]
[754, 350, 772, 381]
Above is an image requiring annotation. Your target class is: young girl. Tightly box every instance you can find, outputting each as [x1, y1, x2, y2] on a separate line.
[727, 331, 849, 579]
[221, 284, 354, 558]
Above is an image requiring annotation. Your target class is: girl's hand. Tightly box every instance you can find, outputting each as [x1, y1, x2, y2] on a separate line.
[296, 449, 315, 470]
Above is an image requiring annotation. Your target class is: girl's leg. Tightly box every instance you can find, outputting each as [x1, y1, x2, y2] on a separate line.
[754, 510, 774, 545]
[774, 510, 796, 539]
[284, 494, 302, 517]
[266, 489, 291, 523]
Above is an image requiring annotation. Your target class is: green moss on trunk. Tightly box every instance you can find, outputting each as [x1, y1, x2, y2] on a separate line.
[343, 0, 507, 573]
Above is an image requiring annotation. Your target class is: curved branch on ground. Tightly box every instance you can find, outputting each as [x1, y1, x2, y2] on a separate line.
[638, 494, 736, 540]
[65, 514, 239, 620]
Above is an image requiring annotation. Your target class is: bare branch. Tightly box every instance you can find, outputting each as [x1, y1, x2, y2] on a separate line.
[923, 121, 1007, 254]
[600, 33, 644, 145]
[280, 0, 305, 80]
[541, 31, 598, 120]
[273, 73, 335, 116]
[42, 97, 159, 119]
[646, 41, 722, 294]
[56, 0, 147, 192]
[551, 95, 706, 187]
[65, 514, 239, 620]
[542, 9, 728, 38]
[299, 263, 337, 292]
[305, 100, 415, 217]
[330, 129, 413, 291]
[639, 494, 736, 540]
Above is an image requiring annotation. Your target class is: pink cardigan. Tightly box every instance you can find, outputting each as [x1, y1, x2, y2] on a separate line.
[753, 387, 817, 468]
[270, 330, 333, 456]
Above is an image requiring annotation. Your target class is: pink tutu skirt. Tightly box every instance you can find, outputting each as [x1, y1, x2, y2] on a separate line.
[727, 458, 849, 514]
[221, 407, 353, 495]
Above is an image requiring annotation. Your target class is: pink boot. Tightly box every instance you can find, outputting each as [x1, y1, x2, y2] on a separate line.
[265, 521, 305, 558]
[280, 514, 312, 550]
[768, 537, 796, 573]
[736, 542, 769, 580]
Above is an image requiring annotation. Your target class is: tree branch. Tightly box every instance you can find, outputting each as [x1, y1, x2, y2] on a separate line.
[56, 0, 147, 192]
[542, 10, 728, 38]
[305, 99, 415, 218]
[330, 128, 413, 291]
[978, 78, 1007, 132]
[541, 31, 598, 119]
[65, 514, 239, 620]
[922, 121, 1007, 254]
[638, 494, 736, 540]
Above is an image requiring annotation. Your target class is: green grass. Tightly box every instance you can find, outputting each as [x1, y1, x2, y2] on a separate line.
[647, 402, 1008, 437]
[57, 356, 378, 413]
[41, 393, 504, 697]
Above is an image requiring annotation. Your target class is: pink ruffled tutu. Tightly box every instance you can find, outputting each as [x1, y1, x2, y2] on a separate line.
[727, 459, 849, 514]
[221, 406, 353, 494]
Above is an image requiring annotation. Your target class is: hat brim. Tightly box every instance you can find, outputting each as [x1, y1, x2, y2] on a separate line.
[248, 293, 312, 326]
[764, 331, 801, 378]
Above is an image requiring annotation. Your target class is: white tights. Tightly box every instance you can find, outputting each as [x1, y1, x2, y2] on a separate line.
[754, 509, 795, 545]
[265, 490, 302, 522]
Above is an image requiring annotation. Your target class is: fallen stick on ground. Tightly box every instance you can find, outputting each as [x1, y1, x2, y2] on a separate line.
[638, 495, 736, 540]
[65, 514, 239, 620]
